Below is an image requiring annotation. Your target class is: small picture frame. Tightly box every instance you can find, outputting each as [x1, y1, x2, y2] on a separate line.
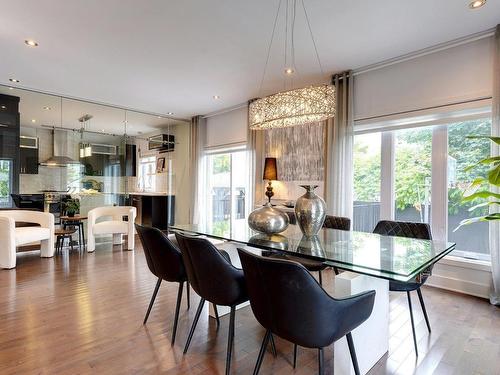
[156, 157, 165, 173]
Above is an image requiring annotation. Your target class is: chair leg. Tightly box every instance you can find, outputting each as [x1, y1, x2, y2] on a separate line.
[253, 330, 271, 375]
[407, 291, 419, 356]
[346, 332, 360, 375]
[269, 333, 277, 357]
[143, 278, 162, 324]
[171, 281, 184, 345]
[293, 344, 298, 368]
[184, 298, 206, 354]
[417, 288, 431, 333]
[318, 270, 323, 286]
[186, 281, 191, 309]
[318, 348, 324, 375]
[333, 267, 339, 275]
[213, 303, 220, 328]
[225, 306, 236, 375]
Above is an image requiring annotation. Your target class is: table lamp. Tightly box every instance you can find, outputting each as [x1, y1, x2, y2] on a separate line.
[263, 157, 278, 204]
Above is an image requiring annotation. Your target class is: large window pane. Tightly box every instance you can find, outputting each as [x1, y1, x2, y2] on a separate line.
[395, 127, 432, 223]
[353, 133, 381, 232]
[207, 153, 231, 234]
[0, 159, 13, 208]
[448, 119, 491, 260]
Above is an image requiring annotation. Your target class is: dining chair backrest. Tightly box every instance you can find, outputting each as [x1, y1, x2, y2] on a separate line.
[237, 248, 376, 348]
[175, 232, 247, 306]
[135, 224, 186, 282]
[323, 215, 351, 230]
[373, 220, 432, 240]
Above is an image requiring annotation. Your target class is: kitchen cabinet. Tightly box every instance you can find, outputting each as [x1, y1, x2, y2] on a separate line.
[20, 146, 39, 174]
[129, 194, 175, 230]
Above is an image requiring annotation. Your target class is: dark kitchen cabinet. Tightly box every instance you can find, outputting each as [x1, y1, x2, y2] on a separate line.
[129, 194, 175, 230]
[20, 147, 39, 174]
[0, 94, 20, 201]
[121, 144, 136, 176]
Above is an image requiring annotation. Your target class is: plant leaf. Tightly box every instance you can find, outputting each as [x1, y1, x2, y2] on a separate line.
[468, 200, 500, 211]
[488, 164, 500, 186]
[454, 213, 500, 231]
[462, 190, 500, 202]
[466, 136, 500, 145]
[464, 156, 500, 172]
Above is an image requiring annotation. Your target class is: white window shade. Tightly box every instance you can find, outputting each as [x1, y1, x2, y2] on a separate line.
[354, 37, 494, 124]
[205, 106, 248, 149]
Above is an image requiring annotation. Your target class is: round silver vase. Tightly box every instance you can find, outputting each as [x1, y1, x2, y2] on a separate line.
[248, 203, 289, 234]
[294, 185, 326, 237]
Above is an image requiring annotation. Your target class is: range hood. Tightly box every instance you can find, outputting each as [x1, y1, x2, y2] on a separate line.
[40, 129, 81, 167]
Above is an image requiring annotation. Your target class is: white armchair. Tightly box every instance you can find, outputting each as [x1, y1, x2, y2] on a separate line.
[0, 210, 55, 269]
[87, 206, 136, 252]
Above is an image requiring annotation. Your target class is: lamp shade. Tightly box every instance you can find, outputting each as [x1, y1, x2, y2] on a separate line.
[263, 157, 278, 181]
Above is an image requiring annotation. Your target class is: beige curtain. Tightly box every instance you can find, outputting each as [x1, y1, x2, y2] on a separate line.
[490, 25, 500, 305]
[247, 100, 265, 208]
[189, 115, 206, 224]
[324, 71, 354, 218]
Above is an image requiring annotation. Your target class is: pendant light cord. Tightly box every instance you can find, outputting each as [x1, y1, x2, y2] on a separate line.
[301, 0, 324, 77]
[258, 0, 282, 97]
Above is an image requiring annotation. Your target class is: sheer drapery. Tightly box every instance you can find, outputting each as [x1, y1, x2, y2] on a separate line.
[490, 25, 500, 305]
[189, 115, 206, 224]
[324, 71, 354, 218]
[248, 100, 265, 208]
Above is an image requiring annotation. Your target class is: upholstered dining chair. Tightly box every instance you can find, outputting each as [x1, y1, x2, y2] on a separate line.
[135, 224, 190, 344]
[238, 248, 375, 375]
[270, 214, 351, 285]
[373, 220, 433, 356]
[175, 232, 249, 375]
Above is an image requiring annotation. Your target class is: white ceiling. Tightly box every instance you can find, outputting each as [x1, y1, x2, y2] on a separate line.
[0, 0, 498, 119]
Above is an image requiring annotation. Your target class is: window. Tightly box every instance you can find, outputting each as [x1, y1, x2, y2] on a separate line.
[0, 159, 13, 208]
[353, 115, 493, 261]
[138, 156, 156, 192]
[353, 133, 381, 232]
[204, 149, 249, 234]
[394, 127, 432, 223]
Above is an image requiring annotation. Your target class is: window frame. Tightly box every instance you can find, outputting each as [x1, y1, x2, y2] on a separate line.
[354, 110, 493, 263]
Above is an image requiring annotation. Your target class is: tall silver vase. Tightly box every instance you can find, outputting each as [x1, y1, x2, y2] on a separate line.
[294, 185, 326, 237]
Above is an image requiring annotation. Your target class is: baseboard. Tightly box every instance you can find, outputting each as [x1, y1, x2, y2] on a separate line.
[426, 274, 491, 300]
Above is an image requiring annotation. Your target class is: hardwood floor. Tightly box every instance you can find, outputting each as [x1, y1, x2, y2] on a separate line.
[1, 239, 498, 375]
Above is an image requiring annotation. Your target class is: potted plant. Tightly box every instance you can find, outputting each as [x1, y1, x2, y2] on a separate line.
[64, 198, 80, 217]
[455, 136, 500, 229]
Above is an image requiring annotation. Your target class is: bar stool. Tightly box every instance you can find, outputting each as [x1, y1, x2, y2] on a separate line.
[55, 228, 77, 255]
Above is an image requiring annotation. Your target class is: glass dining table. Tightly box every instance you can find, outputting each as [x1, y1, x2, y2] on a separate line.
[169, 221, 456, 283]
[169, 220, 456, 374]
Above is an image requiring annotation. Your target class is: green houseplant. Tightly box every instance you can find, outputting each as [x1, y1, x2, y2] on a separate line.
[63, 198, 80, 217]
[455, 136, 500, 229]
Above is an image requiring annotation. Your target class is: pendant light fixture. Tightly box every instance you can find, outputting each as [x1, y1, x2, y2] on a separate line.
[78, 114, 93, 158]
[249, 0, 335, 130]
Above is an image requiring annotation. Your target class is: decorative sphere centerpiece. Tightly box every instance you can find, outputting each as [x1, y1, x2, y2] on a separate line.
[294, 185, 326, 237]
[248, 203, 289, 234]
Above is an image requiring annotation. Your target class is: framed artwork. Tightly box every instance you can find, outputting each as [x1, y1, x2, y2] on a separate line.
[156, 157, 165, 173]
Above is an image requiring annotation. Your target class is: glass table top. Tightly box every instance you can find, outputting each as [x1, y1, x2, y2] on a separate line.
[169, 221, 456, 282]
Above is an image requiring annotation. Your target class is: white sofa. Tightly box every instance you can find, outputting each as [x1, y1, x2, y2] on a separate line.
[0, 210, 55, 269]
[87, 206, 136, 252]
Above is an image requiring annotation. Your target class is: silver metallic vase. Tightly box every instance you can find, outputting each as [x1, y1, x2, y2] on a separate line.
[248, 203, 289, 234]
[294, 185, 326, 237]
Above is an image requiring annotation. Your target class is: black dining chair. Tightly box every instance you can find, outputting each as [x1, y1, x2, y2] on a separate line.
[373, 220, 433, 356]
[270, 214, 351, 285]
[238, 248, 375, 375]
[175, 232, 250, 375]
[135, 224, 190, 344]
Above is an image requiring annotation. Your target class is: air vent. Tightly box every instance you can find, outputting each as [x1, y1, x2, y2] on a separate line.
[90, 143, 117, 155]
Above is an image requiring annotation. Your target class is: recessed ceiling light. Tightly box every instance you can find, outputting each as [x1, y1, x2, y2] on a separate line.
[31, 119, 36, 123]
[167, 112, 174, 115]
[9, 78, 20, 83]
[284, 67, 294, 75]
[8, 87, 14, 90]
[123, 120, 128, 123]
[1, 105, 6, 109]
[213, 95, 220, 100]
[157, 116, 162, 119]
[101, 129, 105, 132]
[25, 39, 39, 47]
[43, 106, 51, 110]
[469, 0, 486, 8]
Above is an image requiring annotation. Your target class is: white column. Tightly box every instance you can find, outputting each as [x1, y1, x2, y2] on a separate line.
[431, 125, 448, 242]
[333, 272, 389, 375]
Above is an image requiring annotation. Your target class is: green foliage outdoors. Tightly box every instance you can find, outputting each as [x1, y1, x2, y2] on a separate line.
[353, 119, 492, 215]
[0, 161, 11, 199]
[212, 154, 230, 174]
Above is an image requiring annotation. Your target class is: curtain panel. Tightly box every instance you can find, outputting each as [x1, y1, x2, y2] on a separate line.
[247, 100, 265, 208]
[490, 25, 500, 305]
[189, 115, 206, 224]
[324, 71, 354, 218]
